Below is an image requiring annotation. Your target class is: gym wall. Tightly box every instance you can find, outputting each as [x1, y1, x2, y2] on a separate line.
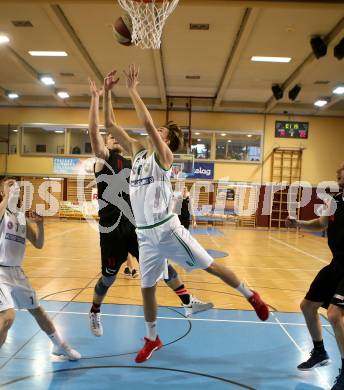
[0, 107, 343, 184]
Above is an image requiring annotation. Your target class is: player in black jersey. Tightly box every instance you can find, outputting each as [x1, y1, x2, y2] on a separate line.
[286, 164, 344, 390]
[87, 79, 212, 336]
[173, 187, 196, 230]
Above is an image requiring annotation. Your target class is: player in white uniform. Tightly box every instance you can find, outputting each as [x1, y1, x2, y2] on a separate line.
[104, 65, 269, 363]
[0, 179, 80, 360]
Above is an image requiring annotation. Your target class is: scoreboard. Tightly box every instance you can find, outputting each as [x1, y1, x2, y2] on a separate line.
[275, 121, 309, 139]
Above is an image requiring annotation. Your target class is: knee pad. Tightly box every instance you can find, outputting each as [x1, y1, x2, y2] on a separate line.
[164, 264, 178, 283]
[95, 275, 116, 296]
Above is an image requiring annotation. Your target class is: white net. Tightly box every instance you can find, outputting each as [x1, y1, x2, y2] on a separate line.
[117, 0, 179, 49]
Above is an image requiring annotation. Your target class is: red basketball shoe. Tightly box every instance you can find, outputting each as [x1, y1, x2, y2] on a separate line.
[248, 291, 269, 321]
[135, 336, 163, 363]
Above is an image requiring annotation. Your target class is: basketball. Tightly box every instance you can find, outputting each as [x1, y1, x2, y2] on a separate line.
[113, 14, 132, 46]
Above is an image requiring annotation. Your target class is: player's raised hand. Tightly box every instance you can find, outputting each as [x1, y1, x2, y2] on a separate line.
[88, 78, 103, 98]
[103, 70, 120, 92]
[124, 64, 140, 90]
[285, 216, 298, 228]
[3, 179, 16, 197]
[26, 210, 43, 224]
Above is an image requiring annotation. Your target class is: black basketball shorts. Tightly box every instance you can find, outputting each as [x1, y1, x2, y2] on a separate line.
[99, 220, 139, 277]
[305, 259, 344, 309]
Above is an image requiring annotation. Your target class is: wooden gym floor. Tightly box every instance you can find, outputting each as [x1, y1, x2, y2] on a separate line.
[24, 220, 332, 314]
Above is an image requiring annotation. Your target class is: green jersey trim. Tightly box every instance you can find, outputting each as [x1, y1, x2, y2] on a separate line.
[136, 214, 175, 230]
[154, 152, 171, 171]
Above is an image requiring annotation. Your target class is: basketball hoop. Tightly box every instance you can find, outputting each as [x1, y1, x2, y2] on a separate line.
[117, 0, 179, 49]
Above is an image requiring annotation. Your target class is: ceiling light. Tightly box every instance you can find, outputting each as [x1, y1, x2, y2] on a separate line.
[227, 140, 232, 143]
[0, 35, 10, 44]
[29, 51, 68, 57]
[247, 134, 253, 138]
[197, 139, 201, 142]
[333, 86, 344, 95]
[40, 76, 55, 86]
[314, 99, 328, 107]
[251, 56, 291, 63]
[54, 130, 64, 134]
[195, 132, 200, 135]
[7, 92, 19, 99]
[12, 129, 18, 133]
[221, 133, 226, 136]
[57, 91, 69, 99]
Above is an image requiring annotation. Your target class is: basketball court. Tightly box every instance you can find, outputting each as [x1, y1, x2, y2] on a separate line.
[1, 0, 344, 389]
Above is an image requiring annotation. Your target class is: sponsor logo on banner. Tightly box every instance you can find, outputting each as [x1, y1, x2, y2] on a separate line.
[53, 157, 96, 175]
[191, 162, 214, 179]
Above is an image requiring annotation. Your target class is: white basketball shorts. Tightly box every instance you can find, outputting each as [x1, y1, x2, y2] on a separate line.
[0, 266, 39, 311]
[136, 215, 214, 288]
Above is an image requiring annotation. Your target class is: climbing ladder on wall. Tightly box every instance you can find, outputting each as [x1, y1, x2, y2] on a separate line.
[269, 147, 303, 229]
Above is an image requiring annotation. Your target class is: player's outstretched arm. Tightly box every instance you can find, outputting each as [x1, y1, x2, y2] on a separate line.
[285, 216, 329, 231]
[103, 70, 142, 157]
[88, 79, 109, 161]
[26, 211, 44, 249]
[125, 64, 173, 169]
[0, 179, 16, 219]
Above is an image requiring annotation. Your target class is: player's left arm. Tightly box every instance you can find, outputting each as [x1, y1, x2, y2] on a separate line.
[26, 211, 44, 249]
[125, 64, 173, 169]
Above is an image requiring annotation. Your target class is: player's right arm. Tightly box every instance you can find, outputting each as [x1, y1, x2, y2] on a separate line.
[26, 211, 44, 249]
[125, 64, 173, 169]
[0, 179, 15, 220]
[285, 216, 329, 231]
[88, 79, 109, 161]
[103, 70, 142, 157]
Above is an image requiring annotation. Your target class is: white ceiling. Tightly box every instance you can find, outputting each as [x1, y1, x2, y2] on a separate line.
[0, 0, 343, 116]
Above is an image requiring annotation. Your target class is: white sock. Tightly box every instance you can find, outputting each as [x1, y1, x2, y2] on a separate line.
[48, 331, 64, 347]
[236, 282, 253, 299]
[145, 321, 157, 341]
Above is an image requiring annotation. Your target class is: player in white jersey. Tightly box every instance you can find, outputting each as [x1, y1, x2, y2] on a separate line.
[104, 65, 269, 363]
[0, 178, 80, 360]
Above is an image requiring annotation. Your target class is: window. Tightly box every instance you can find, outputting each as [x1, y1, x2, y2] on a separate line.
[191, 132, 212, 159]
[215, 132, 262, 161]
[0, 125, 9, 154]
[69, 128, 100, 155]
[0, 125, 19, 154]
[22, 126, 65, 155]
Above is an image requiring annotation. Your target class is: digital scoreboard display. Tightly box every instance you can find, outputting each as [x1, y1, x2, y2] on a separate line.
[275, 121, 309, 139]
